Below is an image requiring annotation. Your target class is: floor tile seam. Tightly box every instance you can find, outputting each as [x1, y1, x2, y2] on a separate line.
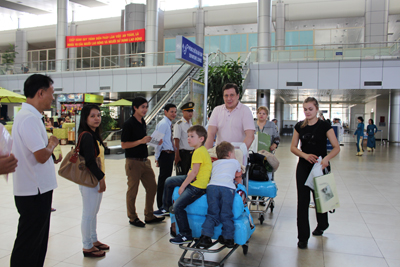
[120, 249, 167, 267]
[266, 242, 324, 251]
[322, 250, 389, 261]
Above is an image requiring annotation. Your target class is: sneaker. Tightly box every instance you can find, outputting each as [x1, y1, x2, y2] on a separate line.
[169, 234, 193, 245]
[224, 238, 235, 248]
[196, 235, 212, 249]
[154, 208, 169, 216]
[145, 216, 165, 224]
[129, 218, 145, 228]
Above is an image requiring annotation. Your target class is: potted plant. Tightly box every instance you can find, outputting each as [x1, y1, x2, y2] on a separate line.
[199, 58, 244, 114]
[1, 44, 18, 74]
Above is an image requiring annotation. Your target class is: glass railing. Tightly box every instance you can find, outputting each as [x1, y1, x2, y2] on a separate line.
[0, 51, 179, 75]
[241, 41, 400, 65]
[1, 41, 399, 76]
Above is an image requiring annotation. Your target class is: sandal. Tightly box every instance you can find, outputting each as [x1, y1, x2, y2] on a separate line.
[94, 242, 110, 250]
[83, 249, 105, 258]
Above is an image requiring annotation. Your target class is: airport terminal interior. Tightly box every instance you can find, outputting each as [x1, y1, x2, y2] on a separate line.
[1, 0, 400, 266]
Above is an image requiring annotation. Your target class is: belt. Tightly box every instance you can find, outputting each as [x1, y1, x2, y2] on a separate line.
[162, 150, 175, 154]
[180, 149, 192, 152]
[129, 158, 148, 162]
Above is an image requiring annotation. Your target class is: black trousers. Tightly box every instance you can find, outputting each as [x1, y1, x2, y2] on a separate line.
[176, 150, 193, 176]
[296, 160, 328, 242]
[11, 190, 53, 267]
[157, 151, 175, 209]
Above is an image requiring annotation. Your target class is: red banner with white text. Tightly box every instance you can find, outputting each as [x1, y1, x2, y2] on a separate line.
[66, 29, 145, 48]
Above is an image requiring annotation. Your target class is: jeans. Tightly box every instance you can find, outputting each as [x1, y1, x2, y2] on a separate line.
[80, 183, 103, 249]
[296, 159, 328, 242]
[201, 185, 236, 239]
[174, 184, 206, 237]
[162, 175, 187, 211]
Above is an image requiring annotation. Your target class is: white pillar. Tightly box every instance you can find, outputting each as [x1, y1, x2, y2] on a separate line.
[389, 91, 400, 143]
[365, 0, 389, 47]
[257, 0, 272, 62]
[257, 90, 270, 111]
[56, 0, 68, 72]
[157, 8, 165, 66]
[68, 22, 77, 71]
[15, 30, 27, 68]
[145, 0, 159, 67]
[196, 0, 205, 49]
[275, 0, 285, 50]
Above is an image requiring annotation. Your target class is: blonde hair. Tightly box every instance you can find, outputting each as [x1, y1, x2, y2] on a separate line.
[301, 97, 319, 128]
[257, 106, 269, 115]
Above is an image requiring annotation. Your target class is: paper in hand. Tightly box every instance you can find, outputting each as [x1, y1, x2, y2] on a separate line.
[147, 130, 165, 148]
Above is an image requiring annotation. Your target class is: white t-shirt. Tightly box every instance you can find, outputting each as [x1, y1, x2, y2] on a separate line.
[208, 159, 241, 190]
[12, 103, 58, 196]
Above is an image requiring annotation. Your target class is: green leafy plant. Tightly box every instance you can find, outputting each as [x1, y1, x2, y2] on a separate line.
[100, 107, 117, 135]
[199, 58, 244, 114]
[1, 44, 17, 64]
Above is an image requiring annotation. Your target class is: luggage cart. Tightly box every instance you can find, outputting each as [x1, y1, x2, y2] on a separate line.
[172, 143, 254, 267]
[245, 154, 278, 225]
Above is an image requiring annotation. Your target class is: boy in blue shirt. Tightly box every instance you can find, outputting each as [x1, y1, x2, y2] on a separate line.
[197, 141, 242, 249]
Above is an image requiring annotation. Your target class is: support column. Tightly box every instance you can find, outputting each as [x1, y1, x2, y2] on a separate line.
[69, 11, 77, 71]
[125, 3, 146, 66]
[274, 99, 284, 133]
[195, 0, 205, 49]
[119, 10, 126, 67]
[157, 8, 164, 66]
[15, 30, 27, 70]
[389, 91, 400, 144]
[365, 0, 389, 47]
[56, 0, 68, 72]
[257, 90, 270, 112]
[145, 0, 159, 67]
[257, 0, 272, 62]
[275, 0, 285, 50]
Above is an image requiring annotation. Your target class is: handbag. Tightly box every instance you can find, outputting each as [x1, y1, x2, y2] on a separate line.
[58, 131, 100, 188]
[313, 173, 340, 213]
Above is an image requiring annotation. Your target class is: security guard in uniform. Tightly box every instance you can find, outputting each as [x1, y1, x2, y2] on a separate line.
[173, 102, 195, 175]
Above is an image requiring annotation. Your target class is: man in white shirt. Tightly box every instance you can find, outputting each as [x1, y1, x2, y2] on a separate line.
[11, 74, 62, 267]
[173, 102, 195, 175]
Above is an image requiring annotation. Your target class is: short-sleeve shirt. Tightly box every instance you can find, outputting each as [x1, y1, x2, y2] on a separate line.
[173, 118, 193, 151]
[208, 102, 255, 145]
[208, 159, 241, 190]
[294, 120, 332, 159]
[121, 116, 148, 158]
[12, 103, 58, 196]
[189, 146, 212, 189]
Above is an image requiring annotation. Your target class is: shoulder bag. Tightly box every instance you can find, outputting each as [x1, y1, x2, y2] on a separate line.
[58, 131, 100, 188]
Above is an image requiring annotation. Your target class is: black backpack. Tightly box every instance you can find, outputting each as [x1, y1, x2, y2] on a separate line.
[248, 152, 271, 181]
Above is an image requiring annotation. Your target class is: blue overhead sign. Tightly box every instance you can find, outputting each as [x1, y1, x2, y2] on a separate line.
[175, 36, 203, 68]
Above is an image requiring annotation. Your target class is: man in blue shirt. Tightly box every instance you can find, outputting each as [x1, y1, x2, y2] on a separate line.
[155, 103, 177, 210]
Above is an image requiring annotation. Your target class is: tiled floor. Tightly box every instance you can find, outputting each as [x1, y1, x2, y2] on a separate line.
[1, 135, 399, 267]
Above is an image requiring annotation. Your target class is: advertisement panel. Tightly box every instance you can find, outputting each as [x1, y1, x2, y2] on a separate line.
[66, 29, 145, 48]
[191, 80, 205, 126]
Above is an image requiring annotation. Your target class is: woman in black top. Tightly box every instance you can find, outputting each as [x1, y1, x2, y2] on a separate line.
[290, 97, 340, 249]
[78, 104, 108, 257]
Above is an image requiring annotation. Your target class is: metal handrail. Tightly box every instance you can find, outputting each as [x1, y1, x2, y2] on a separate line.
[144, 65, 195, 124]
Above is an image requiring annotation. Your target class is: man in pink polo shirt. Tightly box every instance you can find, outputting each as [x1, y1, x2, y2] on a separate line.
[205, 83, 255, 150]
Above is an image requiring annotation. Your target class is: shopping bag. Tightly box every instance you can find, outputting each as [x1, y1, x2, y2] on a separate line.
[314, 173, 340, 213]
[305, 156, 330, 190]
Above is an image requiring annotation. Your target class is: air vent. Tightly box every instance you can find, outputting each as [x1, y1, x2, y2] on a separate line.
[364, 81, 382, 86]
[54, 88, 63, 92]
[13, 90, 21, 93]
[100, 86, 111, 90]
[286, 82, 302, 86]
